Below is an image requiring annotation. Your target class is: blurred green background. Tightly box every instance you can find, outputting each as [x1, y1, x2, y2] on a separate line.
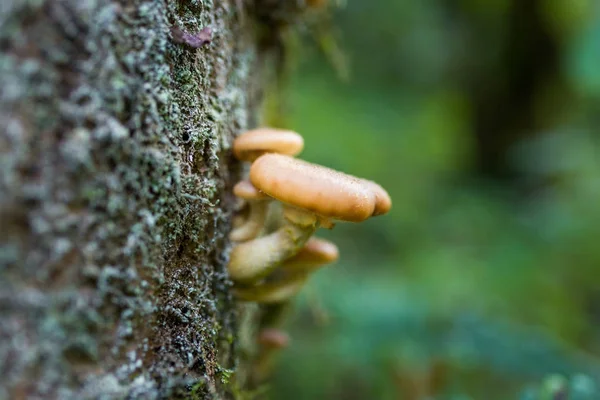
[263, 1, 600, 399]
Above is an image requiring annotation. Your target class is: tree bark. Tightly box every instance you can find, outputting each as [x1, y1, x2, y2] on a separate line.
[0, 0, 266, 398]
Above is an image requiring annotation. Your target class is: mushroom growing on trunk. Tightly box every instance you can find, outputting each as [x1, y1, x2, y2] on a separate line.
[227, 153, 378, 283]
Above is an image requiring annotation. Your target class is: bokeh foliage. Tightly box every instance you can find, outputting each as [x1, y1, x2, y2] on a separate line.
[265, 0, 600, 399]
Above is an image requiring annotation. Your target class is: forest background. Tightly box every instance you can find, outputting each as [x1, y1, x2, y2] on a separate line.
[271, 1, 600, 399]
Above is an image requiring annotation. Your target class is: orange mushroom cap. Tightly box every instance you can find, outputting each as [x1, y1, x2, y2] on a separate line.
[233, 128, 304, 162]
[249, 154, 376, 222]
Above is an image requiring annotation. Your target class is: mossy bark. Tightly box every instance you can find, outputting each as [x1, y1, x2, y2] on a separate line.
[0, 0, 267, 398]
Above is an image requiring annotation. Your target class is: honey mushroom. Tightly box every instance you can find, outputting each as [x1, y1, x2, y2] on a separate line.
[233, 237, 339, 303]
[227, 153, 376, 284]
[230, 128, 304, 242]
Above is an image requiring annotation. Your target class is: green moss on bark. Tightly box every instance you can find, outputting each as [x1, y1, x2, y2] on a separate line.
[0, 0, 263, 398]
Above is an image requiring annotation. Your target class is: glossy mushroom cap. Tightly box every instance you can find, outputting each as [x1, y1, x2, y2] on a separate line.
[250, 154, 376, 222]
[233, 128, 304, 162]
[233, 180, 268, 200]
[361, 179, 392, 216]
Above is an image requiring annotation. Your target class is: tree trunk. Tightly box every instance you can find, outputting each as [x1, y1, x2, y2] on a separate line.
[0, 1, 267, 398]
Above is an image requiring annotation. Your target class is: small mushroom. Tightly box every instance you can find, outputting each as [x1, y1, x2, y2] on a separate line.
[229, 180, 270, 242]
[233, 128, 304, 162]
[257, 328, 291, 350]
[253, 328, 291, 384]
[227, 154, 375, 283]
[233, 237, 339, 303]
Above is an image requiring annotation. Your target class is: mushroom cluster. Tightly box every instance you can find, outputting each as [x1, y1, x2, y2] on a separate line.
[228, 128, 391, 304]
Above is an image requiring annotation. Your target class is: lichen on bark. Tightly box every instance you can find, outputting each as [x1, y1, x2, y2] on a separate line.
[0, 0, 264, 398]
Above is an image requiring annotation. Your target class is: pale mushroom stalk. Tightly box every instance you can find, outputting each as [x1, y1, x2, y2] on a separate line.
[231, 210, 247, 230]
[229, 180, 271, 242]
[228, 207, 319, 283]
[229, 200, 270, 241]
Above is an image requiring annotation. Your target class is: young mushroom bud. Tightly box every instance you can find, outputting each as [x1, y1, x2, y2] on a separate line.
[257, 328, 291, 350]
[229, 180, 270, 242]
[233, 128, 304, 162]
[233, 237, 339, 303]
[227, 153, 374, 284]
[253, 328, 291, 384]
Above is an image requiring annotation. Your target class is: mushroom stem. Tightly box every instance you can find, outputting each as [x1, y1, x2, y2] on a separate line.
[232, 213, 246, 230]
[227, 207, 319, 283]
[229, 199, 270, 242]
[232, 201, 249, 229]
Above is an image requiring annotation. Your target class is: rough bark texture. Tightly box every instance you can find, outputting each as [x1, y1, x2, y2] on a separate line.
[0, 0, 268, 398]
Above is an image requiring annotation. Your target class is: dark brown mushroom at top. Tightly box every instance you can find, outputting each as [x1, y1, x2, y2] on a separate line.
[227, 154, 376, 283]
